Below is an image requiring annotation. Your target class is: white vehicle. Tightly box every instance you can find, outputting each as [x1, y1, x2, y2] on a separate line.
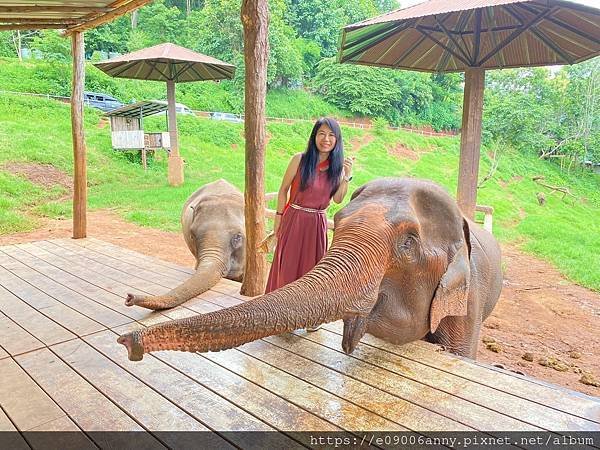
[210, 111, 244, 123]
[151, 101, 195, 115]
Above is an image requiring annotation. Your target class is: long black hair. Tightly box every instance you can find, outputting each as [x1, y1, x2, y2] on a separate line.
[298, 117, 344, 196]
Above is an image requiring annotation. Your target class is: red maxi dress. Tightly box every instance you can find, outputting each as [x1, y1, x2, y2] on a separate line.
[265, 160, 332, 293]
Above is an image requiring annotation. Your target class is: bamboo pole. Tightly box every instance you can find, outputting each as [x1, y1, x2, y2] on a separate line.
[240, 0, 269, 296]
[71, 31, 87, 239]
[457, 68, 485, 219]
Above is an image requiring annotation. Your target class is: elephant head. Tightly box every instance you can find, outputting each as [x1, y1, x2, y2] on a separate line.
[125, 179, 245, 311]
[118, 178, 501, 360]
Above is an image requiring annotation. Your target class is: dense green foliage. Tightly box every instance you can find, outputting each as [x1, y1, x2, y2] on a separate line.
[313, 58, 462, 130]
[1, 94, 599, 291]
[483, 59, 600, 164]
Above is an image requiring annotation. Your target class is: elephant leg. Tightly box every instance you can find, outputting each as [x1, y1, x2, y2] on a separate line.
[342, 315, 369, 354]
[427, 315, 482, 359]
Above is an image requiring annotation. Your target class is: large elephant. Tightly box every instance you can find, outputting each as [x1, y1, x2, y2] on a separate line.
[125, 179, 245, 310]
[118, 178, 502, 360]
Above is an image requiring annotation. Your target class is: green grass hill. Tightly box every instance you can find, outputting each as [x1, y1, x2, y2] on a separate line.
[1, 91, 599, 291]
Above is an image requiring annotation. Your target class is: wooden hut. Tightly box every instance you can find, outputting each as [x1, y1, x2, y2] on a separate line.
[105, 101, 171, 169]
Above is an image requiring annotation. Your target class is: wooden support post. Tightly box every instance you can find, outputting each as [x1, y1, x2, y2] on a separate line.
[457, 68, 485, 219]
[71, 31, 87, 239]
[166, 79, 184, 186]
[141, 148, 147, 170]
[240, 0, 269, 296]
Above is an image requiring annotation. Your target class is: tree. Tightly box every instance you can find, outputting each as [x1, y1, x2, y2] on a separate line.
[184, 0, 303, 89]
[30, 30, 71, 61]
[285, 0, 379, 57]
[85, 16, 131, 55]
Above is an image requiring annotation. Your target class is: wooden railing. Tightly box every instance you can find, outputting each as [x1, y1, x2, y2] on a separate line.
[475, 204, 494, 233]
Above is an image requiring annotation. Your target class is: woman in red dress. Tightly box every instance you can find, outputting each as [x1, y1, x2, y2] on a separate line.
[266, 117, 354, 300]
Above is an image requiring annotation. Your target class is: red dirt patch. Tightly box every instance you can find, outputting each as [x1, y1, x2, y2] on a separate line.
[0, 212, 598, 396]
[477, 245, 600, 396]
[388, 143, 419, 161]
[2, 162, 73, 194]
[348, 134, 374, 153]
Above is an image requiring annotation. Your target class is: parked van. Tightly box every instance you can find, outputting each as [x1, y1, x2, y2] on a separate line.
[84, 91, 123, 112]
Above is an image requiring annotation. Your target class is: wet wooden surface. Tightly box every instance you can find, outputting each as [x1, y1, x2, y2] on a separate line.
[0, 238, 599, 447]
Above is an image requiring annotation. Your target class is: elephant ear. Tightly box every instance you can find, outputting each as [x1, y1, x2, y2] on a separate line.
[429, 219, 472, 333]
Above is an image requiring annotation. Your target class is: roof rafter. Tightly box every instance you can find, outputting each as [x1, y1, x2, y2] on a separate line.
[0, 1, 152, 34]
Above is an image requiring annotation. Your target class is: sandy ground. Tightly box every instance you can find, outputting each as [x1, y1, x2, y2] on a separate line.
[1, 209, 598, 397]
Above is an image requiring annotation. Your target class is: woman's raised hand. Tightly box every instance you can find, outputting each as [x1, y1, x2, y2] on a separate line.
[343, 156, 355, 178]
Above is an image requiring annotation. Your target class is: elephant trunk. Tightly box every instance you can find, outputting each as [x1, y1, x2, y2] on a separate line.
[125, 251, 227, 310]
[118, 220, 391, 361]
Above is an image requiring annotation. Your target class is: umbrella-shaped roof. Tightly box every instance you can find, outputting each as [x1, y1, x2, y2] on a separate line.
[94, 43, 235, 82]
[339, 0, 600, 72]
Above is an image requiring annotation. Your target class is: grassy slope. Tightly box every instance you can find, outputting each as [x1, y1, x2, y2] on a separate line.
[1, 94, 599, 291]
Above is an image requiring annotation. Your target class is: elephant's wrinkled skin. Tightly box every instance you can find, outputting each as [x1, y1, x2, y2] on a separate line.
[125, 179, 245, 310]
[119, 178, 502, 360]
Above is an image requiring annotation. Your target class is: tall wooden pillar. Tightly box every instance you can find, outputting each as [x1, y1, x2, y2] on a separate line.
[240, 0, 269, 296]
[457, 68, 485, 219]
[167, 79, 184, 186]
[71, 31, 87, 239]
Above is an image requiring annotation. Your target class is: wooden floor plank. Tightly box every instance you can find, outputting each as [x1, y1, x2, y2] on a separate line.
[70, 239, 245, 299]
[24, 241, 173, 302]
[204, 348, 405, 432]
[19, 242, 172, 299]
[0, 262, 104, 338]
[0, 407, 30, 450]
[3, 245, 158, 322]
[238, 338, 475, 432]
[0, 311, 44, 357]
[323, 322, 600, 424]
[113, 322, 343, 436]
[159, 293, 600, 431]
[16, 347, 165, 449]
[0, 358, 80, 433]
[2, 238, 593, 437]
[89, 237, 194, 272]
[50, 339, 233, 449]
[84, 330, 305, 449]
[154, 296, 534, 432]
[0, 285, 75, 346]
[47, 240, 241, 309]
[268, 330, 592, 431]
[52, 241, 193, 282]
[1, 247, 130, 329]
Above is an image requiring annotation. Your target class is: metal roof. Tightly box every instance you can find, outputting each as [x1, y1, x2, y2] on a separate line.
[104, 100, 168, 118]
[339, 0, 600, 72]
[0, 0, 152, 34]
[94, 43, 236, 82]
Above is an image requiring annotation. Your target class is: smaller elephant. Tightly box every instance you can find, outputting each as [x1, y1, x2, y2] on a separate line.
[125, 179, 245, 310]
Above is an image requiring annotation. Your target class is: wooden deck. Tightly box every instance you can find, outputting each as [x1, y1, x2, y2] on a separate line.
[0, 238, 598, 448]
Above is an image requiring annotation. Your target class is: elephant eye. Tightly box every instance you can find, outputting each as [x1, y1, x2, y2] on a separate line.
[399, 235, 415, 251]
[230, 233, 243, 249]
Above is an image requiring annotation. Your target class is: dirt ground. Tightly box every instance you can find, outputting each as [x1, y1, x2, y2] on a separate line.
[1, 209, 598, 397]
